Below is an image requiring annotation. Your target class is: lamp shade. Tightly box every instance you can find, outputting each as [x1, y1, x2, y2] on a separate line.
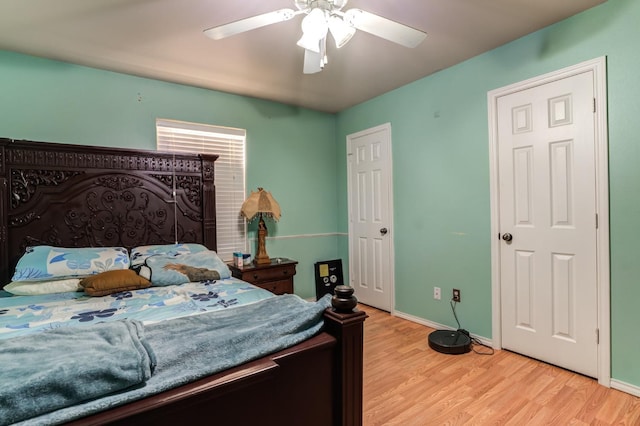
[240, 188, 281, 221]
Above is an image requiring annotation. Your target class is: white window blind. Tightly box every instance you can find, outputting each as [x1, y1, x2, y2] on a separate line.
[156, 118, 246, 261]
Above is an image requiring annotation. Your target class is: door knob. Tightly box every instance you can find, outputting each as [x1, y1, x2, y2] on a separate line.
[380, 228, 388, 235]
[502, 233, 513, 242]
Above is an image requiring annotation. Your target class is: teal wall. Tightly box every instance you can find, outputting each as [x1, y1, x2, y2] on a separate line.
[0, 50, 338, 299]
[337, 0, 640, 387]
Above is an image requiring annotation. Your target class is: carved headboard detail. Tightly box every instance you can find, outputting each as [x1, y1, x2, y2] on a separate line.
[0, 139, 218, 285]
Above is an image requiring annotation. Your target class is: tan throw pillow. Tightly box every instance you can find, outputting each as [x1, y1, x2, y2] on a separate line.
[80, 270, 151, 296]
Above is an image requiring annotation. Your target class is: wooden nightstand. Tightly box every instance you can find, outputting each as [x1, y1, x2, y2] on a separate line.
[228, 258, 297, 295]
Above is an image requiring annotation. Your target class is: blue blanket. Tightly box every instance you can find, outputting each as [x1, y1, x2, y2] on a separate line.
[9, 294, 332, 425]
[0, 320, 156, 426]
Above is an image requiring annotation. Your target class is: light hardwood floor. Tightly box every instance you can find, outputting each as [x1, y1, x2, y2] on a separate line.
[361, 305, 640, 425]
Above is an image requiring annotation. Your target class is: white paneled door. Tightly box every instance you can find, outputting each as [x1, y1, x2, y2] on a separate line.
[347, 123, 394, 312]
[497, 71, 598, 377]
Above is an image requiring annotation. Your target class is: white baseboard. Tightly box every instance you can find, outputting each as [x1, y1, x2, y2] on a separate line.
[393, 310, 493, 347]
[610, 379, 640, 397]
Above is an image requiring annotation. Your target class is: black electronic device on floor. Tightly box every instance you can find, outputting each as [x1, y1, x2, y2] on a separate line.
[428, 329, 472, 354]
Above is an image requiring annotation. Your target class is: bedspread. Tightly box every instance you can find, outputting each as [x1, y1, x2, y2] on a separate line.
[9, 293, 332, 426]
[0, 278, 273, 340]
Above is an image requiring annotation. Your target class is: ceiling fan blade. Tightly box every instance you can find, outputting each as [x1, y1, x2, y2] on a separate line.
[204, 9, 297, 40]
[343, 9, 426, 48]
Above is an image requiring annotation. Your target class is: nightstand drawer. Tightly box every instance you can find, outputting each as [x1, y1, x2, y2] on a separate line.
[245, 265, 295, 283]
[255, 279, 293, 295]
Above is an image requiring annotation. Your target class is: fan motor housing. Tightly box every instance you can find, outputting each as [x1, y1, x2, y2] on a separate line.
[297, 0, 345, 11]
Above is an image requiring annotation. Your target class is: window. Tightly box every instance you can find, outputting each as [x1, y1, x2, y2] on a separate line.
[156, 119, 246, 261]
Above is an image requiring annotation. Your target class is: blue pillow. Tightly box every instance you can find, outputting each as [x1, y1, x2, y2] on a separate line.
[138, 251, 231, 286]
[12, 246, 130, 282]
[130, 243, 208, 269]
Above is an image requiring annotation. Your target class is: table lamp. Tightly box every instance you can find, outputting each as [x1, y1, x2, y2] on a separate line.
[240, 187, 281, 264]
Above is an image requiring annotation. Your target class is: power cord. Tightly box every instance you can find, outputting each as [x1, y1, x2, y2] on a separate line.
[450, 299, 494, 355]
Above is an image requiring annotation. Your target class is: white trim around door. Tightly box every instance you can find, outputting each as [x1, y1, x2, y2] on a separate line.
[487, 57, 610, 386]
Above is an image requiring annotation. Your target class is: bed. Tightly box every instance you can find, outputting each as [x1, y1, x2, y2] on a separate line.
[0, 138, 366, 425]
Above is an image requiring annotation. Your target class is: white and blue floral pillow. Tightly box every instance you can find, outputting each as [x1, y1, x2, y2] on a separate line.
[137, 250, 231, 286]
[129, 243, 209, 269]
[12, 246, 130, 282]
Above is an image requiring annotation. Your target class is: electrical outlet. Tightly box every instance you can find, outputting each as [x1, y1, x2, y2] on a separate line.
[452, 288, 461, 302]
[433, 287, 441, 300]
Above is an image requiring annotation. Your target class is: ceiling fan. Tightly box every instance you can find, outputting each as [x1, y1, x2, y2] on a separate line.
[204, 0, 427, 74]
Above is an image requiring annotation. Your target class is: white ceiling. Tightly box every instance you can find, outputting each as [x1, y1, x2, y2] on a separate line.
[0, 0, 606, 113]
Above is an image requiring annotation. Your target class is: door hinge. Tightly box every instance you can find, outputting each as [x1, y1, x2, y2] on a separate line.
[596, 213, 599, 229]
[596, 328, 600, 344]
[593, 98, 596, 113]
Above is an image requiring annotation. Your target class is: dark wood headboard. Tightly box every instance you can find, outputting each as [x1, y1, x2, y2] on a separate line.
[0, 139, 218, 285]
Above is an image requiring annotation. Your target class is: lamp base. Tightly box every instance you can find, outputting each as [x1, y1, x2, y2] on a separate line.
[254, 253, 271, 265]
[255, 214, 271, 265]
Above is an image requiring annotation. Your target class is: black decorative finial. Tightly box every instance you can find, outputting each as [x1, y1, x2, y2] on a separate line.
[331, 285, 357, 313]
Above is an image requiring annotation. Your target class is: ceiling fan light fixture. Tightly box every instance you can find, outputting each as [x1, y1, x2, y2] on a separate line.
[297, 33, 321, 52]
[301, 8, 329, 38]
[328, 15, 355, 48]
[297, 8, 328, 52]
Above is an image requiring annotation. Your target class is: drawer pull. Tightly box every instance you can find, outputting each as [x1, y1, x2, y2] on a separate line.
[253, 274, 259, 280]
[282, 271, 289, 275]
